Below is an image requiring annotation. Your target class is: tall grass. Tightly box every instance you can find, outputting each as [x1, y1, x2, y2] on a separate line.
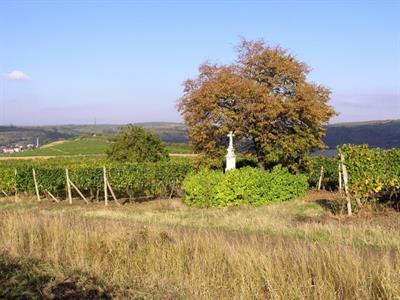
[0, 209, 398, 299]
[44, 198, 400, 251]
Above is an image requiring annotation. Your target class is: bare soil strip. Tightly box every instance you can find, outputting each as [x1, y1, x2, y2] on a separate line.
[40, 140, 67, 149]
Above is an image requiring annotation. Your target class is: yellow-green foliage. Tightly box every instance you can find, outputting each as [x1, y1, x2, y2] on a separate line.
[0, 168, 15, 193]
[339, 144, 400, 202]
[183, 166, 308, 207]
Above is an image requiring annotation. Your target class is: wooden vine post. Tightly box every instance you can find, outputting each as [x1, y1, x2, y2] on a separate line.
[69, 180, 89, 204]
[32, 168, 41, 202]
[338, 162, 342, 193]
[103, 166, 108, 206]
[65, 169, 89, 204]
[317, 165, 324, 190]
[106, 179, 120, 205]
[103, 166, 120, 206]
[1, 189, 10, 200]
[46, 190, 60, 203]
[340, 154, 352, 216]
[14, 169, 18, 202]
[66, 169, 72, 205]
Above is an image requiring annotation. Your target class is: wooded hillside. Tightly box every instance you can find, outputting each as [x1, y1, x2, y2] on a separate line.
[1, 120, 399, 149]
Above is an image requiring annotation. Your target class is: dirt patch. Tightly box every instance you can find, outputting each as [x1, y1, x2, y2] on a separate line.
[341, 210, 400, 229]
[298, 190, 400, 230]
[41, 277, 112, 300]
[303, 190, 344, 203]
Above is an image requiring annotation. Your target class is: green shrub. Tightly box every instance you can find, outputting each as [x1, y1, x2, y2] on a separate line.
[182, 169, 223, 207]
[183, 166, 308, 207]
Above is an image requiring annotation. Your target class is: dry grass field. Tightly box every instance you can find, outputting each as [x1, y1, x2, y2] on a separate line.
[0, 192, 399, 299]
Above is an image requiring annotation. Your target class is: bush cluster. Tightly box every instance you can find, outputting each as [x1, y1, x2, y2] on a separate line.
[193, 153, 342, 192]
[0, 160, 193, 200]
[183, 166, 308, 207]
[339, 144, 400, 203]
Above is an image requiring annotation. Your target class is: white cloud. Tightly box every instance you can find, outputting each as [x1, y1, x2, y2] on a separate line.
[5, 70, 30, 80]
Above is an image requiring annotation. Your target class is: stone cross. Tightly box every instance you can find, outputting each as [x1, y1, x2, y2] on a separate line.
[225, 131, 236, 172]
[227, 131, 235, 149]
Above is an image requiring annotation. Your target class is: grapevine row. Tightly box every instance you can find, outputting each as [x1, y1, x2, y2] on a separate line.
[0, 160, 193, 200]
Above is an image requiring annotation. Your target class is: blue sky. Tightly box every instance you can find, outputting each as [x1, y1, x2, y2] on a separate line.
[0, 0, 399, 125]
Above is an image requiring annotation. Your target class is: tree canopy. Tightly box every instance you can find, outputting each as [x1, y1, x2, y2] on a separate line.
[106, 125, 169, 163]
[178, 39, 336, 170]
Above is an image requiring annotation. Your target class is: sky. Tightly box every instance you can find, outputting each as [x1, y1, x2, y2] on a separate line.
[0, 0, 399, 125]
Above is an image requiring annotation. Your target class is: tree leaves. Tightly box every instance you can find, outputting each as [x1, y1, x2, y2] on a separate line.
[106, 125, 169, 163]
[178, 39, 336, 171]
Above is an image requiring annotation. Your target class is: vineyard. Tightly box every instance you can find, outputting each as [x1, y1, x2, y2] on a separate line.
[1, 145, 399, 207]
[339, 144, 400, 203]
[307, 145, 400, 211]
[0, 158, 193, 202]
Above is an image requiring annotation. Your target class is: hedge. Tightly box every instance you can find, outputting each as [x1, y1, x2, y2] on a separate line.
[0, 160, 193, 200]
[183, 166, 308, 207]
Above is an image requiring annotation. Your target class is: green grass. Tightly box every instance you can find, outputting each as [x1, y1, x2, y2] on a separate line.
[166, 143, 193, 154]
[1, 137, 193, 157]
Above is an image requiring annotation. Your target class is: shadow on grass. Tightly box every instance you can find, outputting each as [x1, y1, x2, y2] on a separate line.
[315, 198, 346, 215]
[0, 253, 112, 300]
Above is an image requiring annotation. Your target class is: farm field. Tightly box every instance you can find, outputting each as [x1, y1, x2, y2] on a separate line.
[1, 137, 193, 158]
[0, 192, 399, 299]
[9, 138, 109, 157]
[165, 142, 194, 154]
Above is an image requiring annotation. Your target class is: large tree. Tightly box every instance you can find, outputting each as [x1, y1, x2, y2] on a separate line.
[178, 40, 336, 170]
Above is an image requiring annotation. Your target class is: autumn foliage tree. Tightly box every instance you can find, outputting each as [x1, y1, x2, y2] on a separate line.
[178, 40, 336, 170]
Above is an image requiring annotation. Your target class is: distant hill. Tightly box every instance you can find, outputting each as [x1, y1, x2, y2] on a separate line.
[0, 119, 399, 149]
[0, 125, 75, 146]
[324, 120, 400, 149]
[0, 122, 188, 146]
